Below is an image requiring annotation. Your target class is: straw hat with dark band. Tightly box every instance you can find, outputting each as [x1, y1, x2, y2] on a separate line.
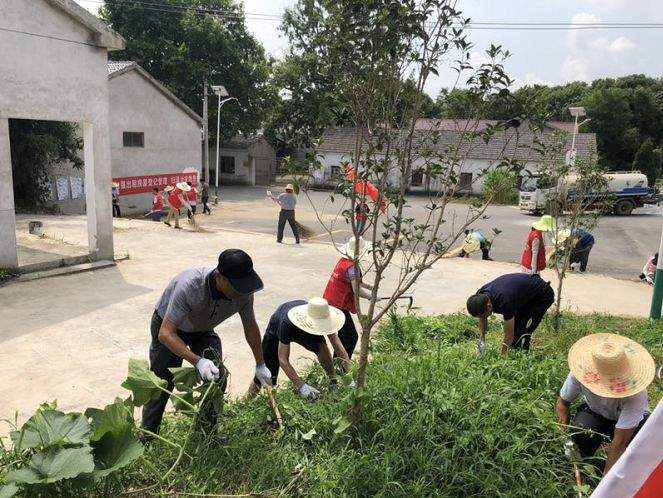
[568, 333, 655, 399]
[287, 297, 345, 336]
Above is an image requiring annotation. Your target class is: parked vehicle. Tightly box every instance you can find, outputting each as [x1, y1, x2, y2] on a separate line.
[519, 171, 659, 216]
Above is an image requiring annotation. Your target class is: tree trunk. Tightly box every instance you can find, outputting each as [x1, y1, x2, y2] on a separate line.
[351, 322, 372, 420]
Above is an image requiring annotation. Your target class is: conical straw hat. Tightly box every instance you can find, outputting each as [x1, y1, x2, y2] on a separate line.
[568, 333, 655, 399]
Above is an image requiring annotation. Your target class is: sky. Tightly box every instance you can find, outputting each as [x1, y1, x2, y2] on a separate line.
[77, 0, 663, 98]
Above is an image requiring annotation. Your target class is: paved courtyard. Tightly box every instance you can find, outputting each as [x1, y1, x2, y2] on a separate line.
[2, 194, 658, 434]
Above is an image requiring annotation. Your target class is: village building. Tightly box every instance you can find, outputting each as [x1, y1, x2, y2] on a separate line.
[210, 135, 277, 187]
[0, 0, 125, 268]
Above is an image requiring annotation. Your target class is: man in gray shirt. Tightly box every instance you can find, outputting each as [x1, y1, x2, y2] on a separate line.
[270, 184, 299, 244]
[142, 249, 272, 434]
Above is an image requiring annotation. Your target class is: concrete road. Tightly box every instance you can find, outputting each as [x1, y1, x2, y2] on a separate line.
[196, 186, 662, 280]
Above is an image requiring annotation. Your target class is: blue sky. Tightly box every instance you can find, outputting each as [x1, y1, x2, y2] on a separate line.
[78, 0, 663, 98]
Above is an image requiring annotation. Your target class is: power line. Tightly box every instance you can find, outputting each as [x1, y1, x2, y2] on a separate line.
[0, 26, 105, 47]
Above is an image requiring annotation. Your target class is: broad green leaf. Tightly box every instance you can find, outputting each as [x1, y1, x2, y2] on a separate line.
[301, 428, 316, 441]
[172, 390, 195, 412]
[85, 397, 134, 442]
[121, 359, 168, 406]
[169, 366, 200, 389]
[0, 484, 18, 498]
[90, 426, 143, 478]
[7, 446, 94, 485]
[333, 417, 351, 434]
[11, 409, 91, 450]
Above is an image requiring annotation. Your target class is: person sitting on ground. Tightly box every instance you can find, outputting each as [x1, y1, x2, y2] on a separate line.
[248, 298, 352, 399]
[323, 236, 374, 358]
[639, 252, 658, 285]
[556, 333, 654, 475]
[521, 215, 555, 274]
[466, 272, 555, 354]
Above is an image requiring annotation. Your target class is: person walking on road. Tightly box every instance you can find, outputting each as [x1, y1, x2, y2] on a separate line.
[201, 181, 211, 215]
[248, 298, 352, 399]
[556, 333, 654, 475]
[521, 215, 555, 274]
[186, 181, 198, 218]
[270, 184, 299, 244]
[142, 249, 272, 434]
[466, 272, 555, 354]
[164, 182, 191, 229]
[111, 182, 121, 218]
[322, 236, 374, 358]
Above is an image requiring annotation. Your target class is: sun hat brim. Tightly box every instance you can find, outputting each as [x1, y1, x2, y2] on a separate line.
[462, 237, 481, 253]
[164, 185, 174, 192]
[287, 304, 345, 336]
[341, 240, 374, 260]
[568, 333, 655, 399]
[177, 182, 192, 192]
[552, 229, 571, 245]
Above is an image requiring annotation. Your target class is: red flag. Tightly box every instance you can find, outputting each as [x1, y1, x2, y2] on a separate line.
[346, 166, 386, 213]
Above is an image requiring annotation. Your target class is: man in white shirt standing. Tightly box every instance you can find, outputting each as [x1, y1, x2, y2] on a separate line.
[269, 184, 299, 244]
[555, 333, 655, 475]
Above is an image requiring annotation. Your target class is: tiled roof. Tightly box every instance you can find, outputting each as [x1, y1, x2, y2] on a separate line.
[415, 118, 578, 134]
[319, 125, 597, 163]
[221, 136, 267, 149]
[107, 61, 135, 75]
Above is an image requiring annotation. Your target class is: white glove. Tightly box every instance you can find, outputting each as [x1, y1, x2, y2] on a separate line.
[298, 383, 321, 399]
[563, 439, 577, 460]
[477, 339, 486, 355]
[266, 190, 272, 197]
[196, 358, 219, 381]
[349, 379, 357, 389]
[255, 363, 272, 386]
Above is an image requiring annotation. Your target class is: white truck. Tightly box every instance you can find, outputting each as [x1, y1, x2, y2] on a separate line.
[519, 171, 660, 216]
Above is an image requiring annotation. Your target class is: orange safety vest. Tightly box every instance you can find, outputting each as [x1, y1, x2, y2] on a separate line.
[323, 258, 356, 313]
[521, 229, 546, 271]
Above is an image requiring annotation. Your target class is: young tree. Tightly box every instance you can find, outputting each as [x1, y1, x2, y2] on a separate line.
[283, 0, 523, 412]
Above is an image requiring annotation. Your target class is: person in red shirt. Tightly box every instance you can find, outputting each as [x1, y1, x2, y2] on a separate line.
[150, 188, 165, 222]
[164, 183, 191, 229]
[322, 236, 374, 357]
[521, 215, 555, 274]
[186, 181, 198, 219]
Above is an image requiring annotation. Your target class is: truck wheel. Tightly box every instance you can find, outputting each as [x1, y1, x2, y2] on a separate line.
[614, 199, 634, 216]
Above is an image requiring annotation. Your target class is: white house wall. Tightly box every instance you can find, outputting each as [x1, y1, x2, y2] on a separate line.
[211, 148, 253, 185]
[109, 70, 202, 212]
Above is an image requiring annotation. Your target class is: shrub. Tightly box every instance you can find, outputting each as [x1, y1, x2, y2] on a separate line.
[483, 169, 519, 205]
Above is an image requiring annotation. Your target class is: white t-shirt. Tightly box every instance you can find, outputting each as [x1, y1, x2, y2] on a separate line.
[559, 373, 649, 429]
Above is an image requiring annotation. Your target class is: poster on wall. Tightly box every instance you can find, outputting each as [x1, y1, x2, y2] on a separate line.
[56, 177, 70, 201]
[112, 171, 199, 196]
[70, 177, 84, 199]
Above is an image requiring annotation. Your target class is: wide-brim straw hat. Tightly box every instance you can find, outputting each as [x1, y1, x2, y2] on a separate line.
[341, 236, 373, 260]
[568, 333, 655, 399]
[287, 297, 345, 336]
[164, 185, 175, 192]
[285, 184, 294, 191]
[462, 236, 481, 254]
[176, 182, 192, 192]
[552, 228, 571, 245]
[532, 214, 556, 232]
[111, 182, 120, 188]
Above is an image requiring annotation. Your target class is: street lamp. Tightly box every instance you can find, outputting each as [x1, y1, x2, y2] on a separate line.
[211, 85, 238, 190]
[568, 106, 591, 167]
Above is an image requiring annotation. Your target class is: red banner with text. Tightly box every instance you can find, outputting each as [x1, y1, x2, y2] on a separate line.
[112, 172, 198, 196]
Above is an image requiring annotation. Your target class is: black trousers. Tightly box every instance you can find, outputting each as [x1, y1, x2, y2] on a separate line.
[336, 310, 358, 359]
[112, 203, 121, 217]
[571, 404, 649, 458]
[571, 243, 594, 272]
[458, 242, 491, 260]
[187, 205, 197, 218]
[141, 312, 222, 434]
[512, 283, 555, 350]
[202, 196, 211, 214]
[257, 332, 325, 386]
[277, 209, 299, 243]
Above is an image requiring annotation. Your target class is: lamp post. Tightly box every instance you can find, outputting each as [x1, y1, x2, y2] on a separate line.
[568, 106, 590, 167]
[650, 224, 663, 319]
[211, 85, 238, 190]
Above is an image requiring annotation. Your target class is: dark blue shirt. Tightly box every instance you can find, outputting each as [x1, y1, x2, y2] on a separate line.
[574, 229, 594, 249]
[478, 273, 549, 320]
[265, 300, 324, 348]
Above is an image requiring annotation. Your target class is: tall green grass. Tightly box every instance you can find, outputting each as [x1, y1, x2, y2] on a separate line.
[108, 313, 662, 497]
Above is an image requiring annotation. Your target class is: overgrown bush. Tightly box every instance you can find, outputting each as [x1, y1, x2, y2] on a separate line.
[483, 168, 519, 205]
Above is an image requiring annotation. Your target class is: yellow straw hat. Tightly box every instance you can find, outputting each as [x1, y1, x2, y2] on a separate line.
[176, 182, 192, 192]
[462, 236, 481, 254]
[287, 297, 345, 336]
[568, 333, 655, 399]
[532, 214, 556, 232]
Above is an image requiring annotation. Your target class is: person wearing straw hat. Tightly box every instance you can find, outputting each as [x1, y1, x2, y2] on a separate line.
[323, 236, 374, 358]
[556, 333, 655, 474]
[269, 184, 299, 244]
[548, 228, 596, 273]
[466, 272, 555, 353]
[111, 182, 121, 218]
[164, 182, 191, 230]
[458, 229, 493, 260]
[521, 214, 555, 274]
[248, 298, 352, 399]
[142, 249, 272, 434]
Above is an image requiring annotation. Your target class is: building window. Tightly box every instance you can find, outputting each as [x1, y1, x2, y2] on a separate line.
[459, 172, 472, 190]
[220, 156, 235, 174]
[122, 131, 144, 147]
[411, 169, 424, 187]
[330, 166, 341, 179]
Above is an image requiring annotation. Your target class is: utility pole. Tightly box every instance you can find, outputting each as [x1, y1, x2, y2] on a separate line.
[649, 220, 663, 319]
[202, 82, 209, 183]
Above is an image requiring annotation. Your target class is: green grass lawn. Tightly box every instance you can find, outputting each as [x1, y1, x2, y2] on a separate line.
[105, 312, 662, 498]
